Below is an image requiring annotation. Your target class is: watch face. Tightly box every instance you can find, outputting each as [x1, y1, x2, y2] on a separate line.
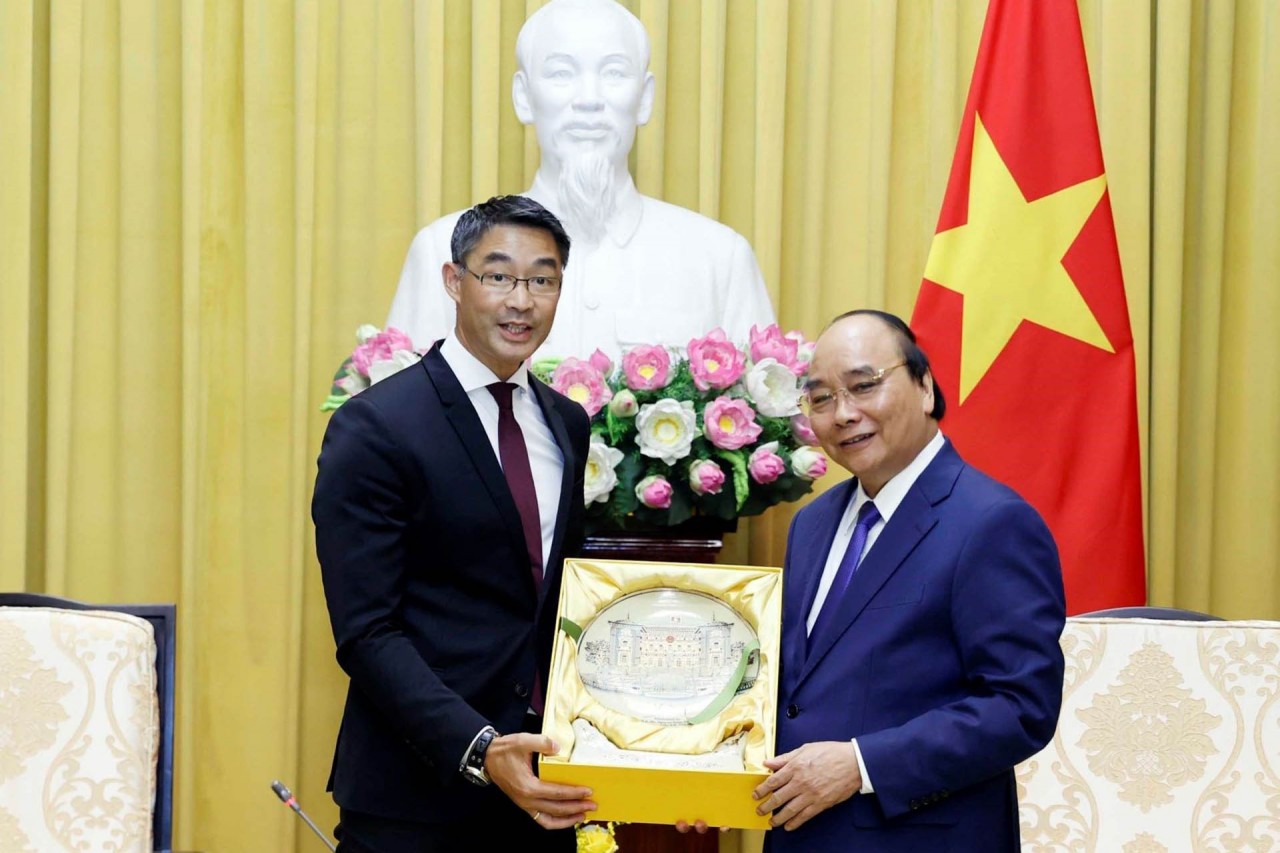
[462, 768, 490, 787]
[575, 587, 760, 725]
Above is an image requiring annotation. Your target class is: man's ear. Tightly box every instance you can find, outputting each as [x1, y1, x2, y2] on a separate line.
[636, 71, 656, 126]
[443, 262, 463, 306]
[512, 70, 534, 125]
[921, 370, 935, 414]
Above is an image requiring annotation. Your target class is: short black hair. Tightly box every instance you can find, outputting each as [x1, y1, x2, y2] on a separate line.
[450, 195, 571, 270]
[827, 309, 947, 421]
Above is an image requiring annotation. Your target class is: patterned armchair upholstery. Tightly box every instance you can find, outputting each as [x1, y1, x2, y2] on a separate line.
[1017, 616, 1280, 851]
[0, 596, 175, 852]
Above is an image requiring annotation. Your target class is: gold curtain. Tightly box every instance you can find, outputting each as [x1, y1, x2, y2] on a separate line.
[1, 1, 1276, 850]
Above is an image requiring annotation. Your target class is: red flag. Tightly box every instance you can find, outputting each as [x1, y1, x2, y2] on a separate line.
[911, 0, 1145, 614]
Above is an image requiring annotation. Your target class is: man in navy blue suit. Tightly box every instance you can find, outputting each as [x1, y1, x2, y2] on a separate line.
[753, 309, 1066, 852]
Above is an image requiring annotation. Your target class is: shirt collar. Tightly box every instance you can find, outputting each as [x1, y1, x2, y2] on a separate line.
[440, 332, 531, 395]
[526, 171, 645, 248]
[845, 429, 946, 529]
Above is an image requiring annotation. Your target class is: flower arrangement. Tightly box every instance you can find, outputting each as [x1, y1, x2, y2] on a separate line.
[532, 324, 826, 533]
[321, 324, 425, 411]
[322, 323, 827, 532]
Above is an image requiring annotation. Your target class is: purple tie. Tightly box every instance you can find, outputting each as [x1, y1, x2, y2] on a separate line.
[487, 383, 543, 585]
[809, 500, 881, 649]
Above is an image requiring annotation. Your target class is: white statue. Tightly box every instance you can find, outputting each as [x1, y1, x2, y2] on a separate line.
[386, 0, 777, 361]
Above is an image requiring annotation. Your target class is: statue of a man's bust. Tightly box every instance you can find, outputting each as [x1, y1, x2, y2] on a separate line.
[386, 0, 776, 361]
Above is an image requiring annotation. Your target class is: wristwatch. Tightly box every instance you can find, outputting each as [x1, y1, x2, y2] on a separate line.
[460, 725, 498, 786]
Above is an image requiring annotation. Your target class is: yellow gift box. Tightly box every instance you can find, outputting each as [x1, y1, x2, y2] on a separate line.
[539, 557, 781, 829]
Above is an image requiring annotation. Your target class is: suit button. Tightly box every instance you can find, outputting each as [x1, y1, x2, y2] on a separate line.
[786, 704, 799, 719]
[909, 799, 920, 811]
[514, 683, 530, 698]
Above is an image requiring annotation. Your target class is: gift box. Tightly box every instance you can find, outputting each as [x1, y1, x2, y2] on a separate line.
[539, 557, 781, 829]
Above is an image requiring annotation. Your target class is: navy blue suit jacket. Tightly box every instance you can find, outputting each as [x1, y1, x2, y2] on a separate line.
[769, 439, 1065, 853]
[312, 345, 590, 823]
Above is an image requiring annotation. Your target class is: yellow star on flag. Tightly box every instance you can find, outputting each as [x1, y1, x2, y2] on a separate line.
[924, 114, 1113, 402]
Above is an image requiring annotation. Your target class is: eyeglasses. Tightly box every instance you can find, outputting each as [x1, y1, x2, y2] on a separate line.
[461, 266, 562, 297]
[799, 362, 906, 417]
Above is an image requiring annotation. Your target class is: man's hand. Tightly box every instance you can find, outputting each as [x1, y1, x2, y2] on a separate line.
[485, 733, 596, 830]
[752, 741, 862, 831]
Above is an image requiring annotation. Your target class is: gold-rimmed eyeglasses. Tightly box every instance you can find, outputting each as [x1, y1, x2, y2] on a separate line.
[799, 361, 906, 417]
[461, 266, 562, 297]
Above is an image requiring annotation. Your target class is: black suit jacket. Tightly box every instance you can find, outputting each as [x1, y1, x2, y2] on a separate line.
[312, 344, 590, 822]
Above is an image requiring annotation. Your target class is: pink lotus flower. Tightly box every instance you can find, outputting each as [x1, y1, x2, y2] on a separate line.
[748, 442, 786, 484]
[588, 349, 613, 376]
[787, 330, 816, 365]
[636, 474, 674, 509]
[352, 327, 416, 376]
[552, 357, 613, 417]
[750, 325, 803, 375]
[703, 396, 763, 450]
[790, 414, 820, 446]
[791, 446, 828, 480]
[688, 329, 746, 391]
[688, 459, 726, 496]
[622, 345, 671, 391]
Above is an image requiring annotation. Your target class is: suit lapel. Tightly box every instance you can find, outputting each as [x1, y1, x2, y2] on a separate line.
[530, 376, 578, 609]
[794, 440, 963, 690]
[782, 480, 853, 695]
[421, 346, 531, 580]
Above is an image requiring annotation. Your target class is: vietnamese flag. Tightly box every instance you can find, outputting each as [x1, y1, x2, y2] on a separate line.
[911, 0, 1145, 614]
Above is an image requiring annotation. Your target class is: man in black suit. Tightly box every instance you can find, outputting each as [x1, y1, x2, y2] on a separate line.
[313, 195, 595, 851]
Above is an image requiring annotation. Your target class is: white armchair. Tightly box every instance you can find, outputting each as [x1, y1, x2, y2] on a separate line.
[1017, 614, 1280, 851]
[0, 596, 174, 852]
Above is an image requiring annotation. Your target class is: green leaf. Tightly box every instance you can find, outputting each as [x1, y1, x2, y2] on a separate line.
[714, 449, 750, 511]
[758, 416, 793, 444]
[530, 357, 562, 384]
[320, 393, 351, 413]
[605, 406, 633, 445]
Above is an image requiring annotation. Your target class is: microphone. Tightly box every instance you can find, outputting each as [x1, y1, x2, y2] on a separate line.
[272, 780, 337, 852]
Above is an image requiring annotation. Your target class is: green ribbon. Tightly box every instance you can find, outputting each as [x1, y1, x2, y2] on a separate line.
[688, 638, 760, 724]
[560, 617, 583, 644]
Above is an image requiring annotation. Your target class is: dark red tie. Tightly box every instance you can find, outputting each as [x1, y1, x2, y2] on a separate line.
[487, 382, 544, 586]
[488, 382, 545, 713]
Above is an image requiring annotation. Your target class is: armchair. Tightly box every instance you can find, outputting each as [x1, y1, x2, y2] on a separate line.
[1016, 612, 1280, 850]
[0, 593, 175, 852]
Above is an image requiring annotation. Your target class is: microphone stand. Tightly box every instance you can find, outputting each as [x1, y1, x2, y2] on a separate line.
[271, 780, 337, 852]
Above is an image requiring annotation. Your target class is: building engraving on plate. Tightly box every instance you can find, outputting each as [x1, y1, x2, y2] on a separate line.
[577, 589, 759, 725]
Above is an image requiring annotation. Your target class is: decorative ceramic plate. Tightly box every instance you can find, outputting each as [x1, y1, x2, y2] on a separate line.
[576, 587, 760, 725]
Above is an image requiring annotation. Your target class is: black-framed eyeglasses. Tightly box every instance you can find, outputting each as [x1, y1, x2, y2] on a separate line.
[799, 361, 906, 417]
[461, 266, 562, 297]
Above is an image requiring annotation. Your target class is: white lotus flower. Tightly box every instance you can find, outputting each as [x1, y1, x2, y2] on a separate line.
[584, 435, 625, 504]
[367, 349, 422, 384]
[744, 357, 801, 417]
[635, 398, 700, 464]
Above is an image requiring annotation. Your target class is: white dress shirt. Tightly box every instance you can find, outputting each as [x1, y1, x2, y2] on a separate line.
[439, 334, 563, 569]
[805, 429, 946, 794]
[387, 176, 776, 361]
